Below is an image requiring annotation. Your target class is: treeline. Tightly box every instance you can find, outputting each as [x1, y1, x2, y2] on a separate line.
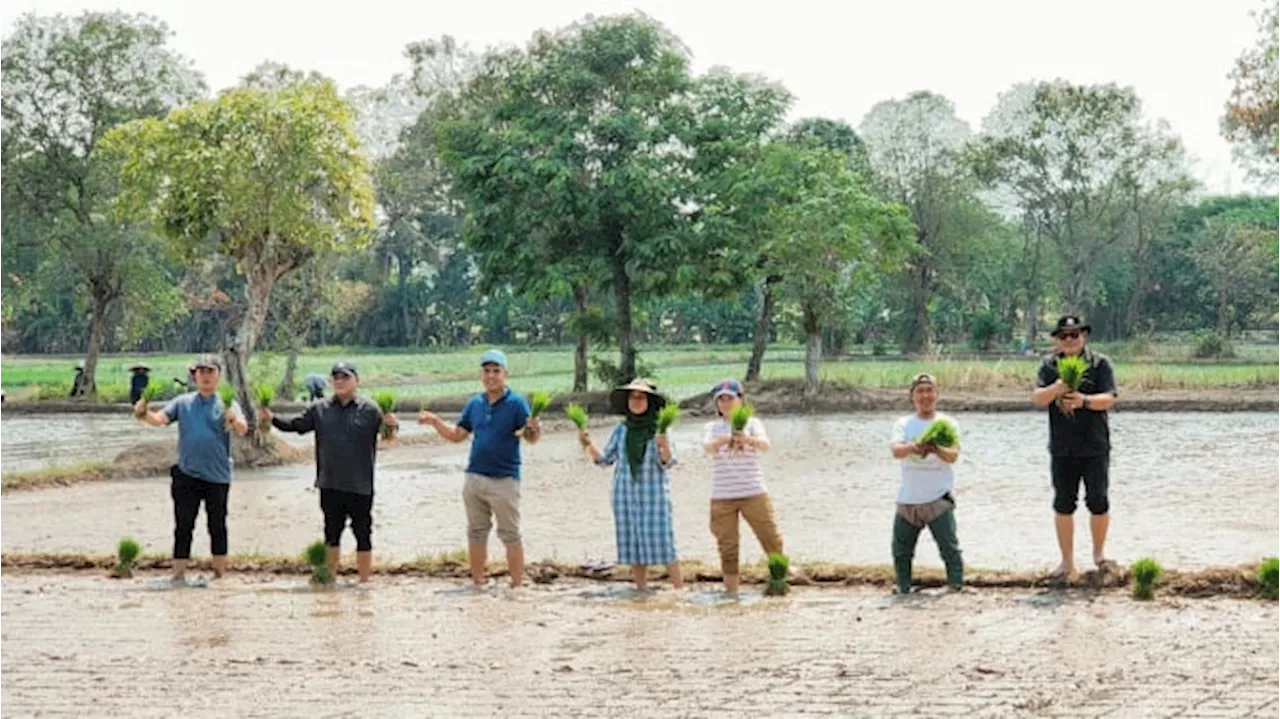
[2, 9, 1276, 402]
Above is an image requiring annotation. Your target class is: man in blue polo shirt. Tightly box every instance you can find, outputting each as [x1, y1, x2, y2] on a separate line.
[419, 349, 541, 588]
[136, 354, 249, 583]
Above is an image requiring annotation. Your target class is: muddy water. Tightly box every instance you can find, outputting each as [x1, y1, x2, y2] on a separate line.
[2, 412, 1276, 570]
[2, 574, 1276, 717]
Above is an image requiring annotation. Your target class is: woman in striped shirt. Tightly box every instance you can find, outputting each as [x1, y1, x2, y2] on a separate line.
[701, 379, 784, 594]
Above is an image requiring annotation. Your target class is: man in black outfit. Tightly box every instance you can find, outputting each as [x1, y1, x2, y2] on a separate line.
[1033, 315, 1118, 582]
[261, 361, 397, 583]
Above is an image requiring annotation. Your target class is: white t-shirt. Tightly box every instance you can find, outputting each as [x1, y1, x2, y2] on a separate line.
[891, 413, 958, 505]
[703, 416, 769, 500]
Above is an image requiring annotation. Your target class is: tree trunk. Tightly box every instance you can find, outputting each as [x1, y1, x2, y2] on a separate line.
[398, 255, 412, 345]
[572, 283, 589, 392]
[278, 343, 300, 399]
[802, 303, 822, 399]
[902, 261, 931, 355]
[611, 256, 636, 381]
[78, 291, 111, 398]
[1022, 223, 1044, 345]
[225, 270, 276, 446]
[745, 276, 778, 383]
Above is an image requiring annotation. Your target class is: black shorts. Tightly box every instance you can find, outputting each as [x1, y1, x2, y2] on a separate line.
[1051, 455, 1109, 515]
[320, 488, 374, 551]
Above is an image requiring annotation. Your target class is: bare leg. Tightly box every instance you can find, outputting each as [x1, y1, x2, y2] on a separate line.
[1090, 513, 1111, 565]
[723, 573, 740, 594]
[1053, 513, 1075, 576]
[211, 556, 228, 579]
[631, 565, 648, 590]
[666, 562, 684, 590]
[327, 546, 340, 581]
[356, 551, 373, 582]
[468, 541, 487, 586]
[505, 542, 524, 588]
[171, 558, 189, 581]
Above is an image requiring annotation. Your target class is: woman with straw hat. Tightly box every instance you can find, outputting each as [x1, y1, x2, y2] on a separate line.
[580, 378, 683, 592]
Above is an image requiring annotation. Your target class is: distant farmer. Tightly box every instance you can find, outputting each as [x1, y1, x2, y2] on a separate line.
[128, 363, 152, 404]
[135, 354, 248, 584]
[1033, 315, 1118, 582]
[262, 361, 395, 583]
[418, 349, 541, 589]
[305, 373, 327, 401]
[173, 364, 196, 392]
[889, 373, 963, 594]
[70, 363, 94, 398]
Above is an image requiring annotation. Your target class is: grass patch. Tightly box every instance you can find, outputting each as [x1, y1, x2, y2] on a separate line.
[1131, 557, 1164, 600]
[1258, 557, 1279, 600]
[1, 461, 115, 492]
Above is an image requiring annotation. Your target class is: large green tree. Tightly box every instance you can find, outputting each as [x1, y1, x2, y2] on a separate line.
[1223, 0, 1279, 183]
[1, 11, 204, 394]
[102, 71, 376, 432]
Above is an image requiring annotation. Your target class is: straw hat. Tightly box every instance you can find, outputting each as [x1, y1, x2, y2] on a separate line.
[608, 378, 667, 415]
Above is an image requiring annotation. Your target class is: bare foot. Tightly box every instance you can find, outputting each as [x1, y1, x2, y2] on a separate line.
[1094, 557, 1118, 572]
[1046, 564, 1074, 584]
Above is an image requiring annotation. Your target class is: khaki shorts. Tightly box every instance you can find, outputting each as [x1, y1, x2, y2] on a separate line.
[463, 473, 521, 545]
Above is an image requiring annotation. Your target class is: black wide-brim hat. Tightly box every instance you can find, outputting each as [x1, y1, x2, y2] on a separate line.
[609, 378, 667, 415]
[1050, 315, 1091, 336]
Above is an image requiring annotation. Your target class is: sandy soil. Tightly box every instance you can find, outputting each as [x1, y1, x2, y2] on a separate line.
[0, 573, 1275, 718]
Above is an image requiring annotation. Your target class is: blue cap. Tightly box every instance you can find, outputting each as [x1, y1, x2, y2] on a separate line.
[479, 349, 508, 369]
[712, 378, 744, 399]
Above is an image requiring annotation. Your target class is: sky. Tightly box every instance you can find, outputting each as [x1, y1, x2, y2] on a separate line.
[2, 0, 1270, 194]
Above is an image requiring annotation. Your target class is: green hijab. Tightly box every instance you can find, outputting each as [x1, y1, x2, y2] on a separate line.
[624, 406, 657, 476]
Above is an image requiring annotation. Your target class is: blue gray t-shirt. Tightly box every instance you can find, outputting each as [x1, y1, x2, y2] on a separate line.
[164, 391, 239, 484]
[458, 388, 531, 480]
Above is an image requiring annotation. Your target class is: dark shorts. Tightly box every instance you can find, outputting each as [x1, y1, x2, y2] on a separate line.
[320, 488, 374, 551]
[1051, 455, 1109, 515]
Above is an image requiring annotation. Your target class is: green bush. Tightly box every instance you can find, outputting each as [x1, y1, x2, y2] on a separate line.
[1258, 557, 1278, 600]
[1130, 557, 1164, 600]
[1192, 330, 1235, 359]
[968, 309, 1006, 352]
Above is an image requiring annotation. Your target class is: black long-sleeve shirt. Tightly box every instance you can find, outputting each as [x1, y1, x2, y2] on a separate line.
[272, 395, 383, 495]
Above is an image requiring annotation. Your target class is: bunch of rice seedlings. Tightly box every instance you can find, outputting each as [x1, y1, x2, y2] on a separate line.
[134, 384, 163, 417]
[374, 391, 397, 441]
[1258, 557, 1279, 600]
[218, 385, 236, 408]
[764, 553, 790, 596]
[917, 419, 959, 448]
[566, 403, 589, 430]
[529, 391, 551, 417]
[1057, 355, 1088, 390]
[111, 537, 142, 579]
[730, 403, 753, 433]
[1130, 557, 1164, 600]
[254, 383, 275, 433]
[305, 540, 333, 586]
[656, 404, 679, 434]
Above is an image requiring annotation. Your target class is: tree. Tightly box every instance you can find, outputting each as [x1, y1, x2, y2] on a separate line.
[971, 81, 1188, 330]
[761, 145, 912, 396]
[1223, 1, 1279, 184]
[438, 14, 713, 381]
[1191, 215, 1277, 337]
[859, 91, 974, 353]
[0, 11, 204, 394]
[102, 72, 376, 436]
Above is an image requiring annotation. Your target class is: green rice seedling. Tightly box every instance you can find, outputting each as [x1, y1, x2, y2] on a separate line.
[253, 383, 275, 433]
[374, 391, 397, 441]
[1258, 557, 1279, 600]
[765, 553, 790, 596]
[730, 403, 753, 433]
[111, 537, 142, 579]
[917, 419, 959, 448]
[529, 391, 551, 417]
[141, 383, 164, 402]
[656, 404, 679, 434]
[1057, 355, 1088, 390]
[1130, 557, 1163, 600]
[218, 385, 236, 408]
[566, 403, 589, 430]
[305, 540, 333, 586]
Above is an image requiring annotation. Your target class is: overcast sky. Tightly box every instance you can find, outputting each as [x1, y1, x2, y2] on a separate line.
[2, 0, 1269, 194]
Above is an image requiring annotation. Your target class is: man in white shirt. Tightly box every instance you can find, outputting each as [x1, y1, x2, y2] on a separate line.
[889, 373, 963, 594]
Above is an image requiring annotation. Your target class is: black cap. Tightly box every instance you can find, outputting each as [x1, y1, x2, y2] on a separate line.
[193, 353, 222, 371]
[330, 361, 358, 378]
[1050, 315, 1092, 337]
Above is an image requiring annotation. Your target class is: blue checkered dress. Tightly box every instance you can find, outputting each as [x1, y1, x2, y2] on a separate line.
[595, 423, 679, 566]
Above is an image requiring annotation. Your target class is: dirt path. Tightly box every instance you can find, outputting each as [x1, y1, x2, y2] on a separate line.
[1, 573, 1275, 718]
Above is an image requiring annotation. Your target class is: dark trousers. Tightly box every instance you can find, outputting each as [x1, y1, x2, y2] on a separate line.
[320, 489, 374, 551]
[892, 508, 963, 594]
[1051, 454, 1110, 515]
[170, 467, 230, 559]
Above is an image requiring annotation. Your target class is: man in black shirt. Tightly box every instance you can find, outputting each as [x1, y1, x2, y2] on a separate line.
[262, 360, 398, 583]
[1033, 315, 1118, 582]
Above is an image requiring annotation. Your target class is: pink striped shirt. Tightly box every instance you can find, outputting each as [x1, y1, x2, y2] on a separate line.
[703, 417, 769, 500]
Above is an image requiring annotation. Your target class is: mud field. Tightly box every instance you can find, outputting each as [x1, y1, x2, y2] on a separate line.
[2, 412, 1276, 571]
[0, 573, 1276, 718]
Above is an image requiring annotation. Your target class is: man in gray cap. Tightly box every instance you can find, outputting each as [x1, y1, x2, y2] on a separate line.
[261, 360, 397, 583]
[136, 353, 248, 583]
[419, 349, 541, 588]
